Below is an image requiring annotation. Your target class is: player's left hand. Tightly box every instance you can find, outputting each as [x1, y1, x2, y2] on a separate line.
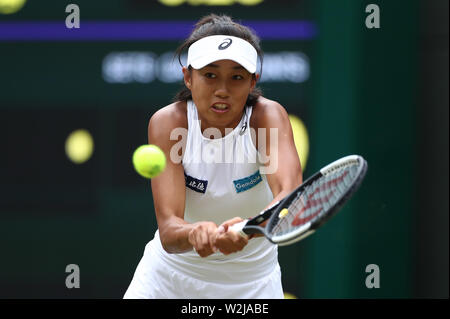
[213, 217, 249, 255]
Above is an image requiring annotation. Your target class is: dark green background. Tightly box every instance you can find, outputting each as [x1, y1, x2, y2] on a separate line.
[0, 0, 448, 298]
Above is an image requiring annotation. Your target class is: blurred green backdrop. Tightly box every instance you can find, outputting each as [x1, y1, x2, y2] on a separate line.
[0, 0, 448, 298]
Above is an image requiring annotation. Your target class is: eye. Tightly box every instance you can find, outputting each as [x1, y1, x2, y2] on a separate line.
[204, 73, 216, 79]
[233, 74, 244, 80]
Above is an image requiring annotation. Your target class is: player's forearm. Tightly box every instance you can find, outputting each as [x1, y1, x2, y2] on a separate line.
[158, 216, 194, 254]
[266, 185, 297, 210]
[266, 168, 302, 209]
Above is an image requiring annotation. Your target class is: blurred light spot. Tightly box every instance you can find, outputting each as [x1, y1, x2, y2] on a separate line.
[65, 129, 94, 164]
[0, 0, 27, 14]
[284, 292, 298, 299]
[288, 114, 309, 170]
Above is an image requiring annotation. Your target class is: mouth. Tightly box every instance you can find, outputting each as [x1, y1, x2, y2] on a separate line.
[211, 103, 230, 114]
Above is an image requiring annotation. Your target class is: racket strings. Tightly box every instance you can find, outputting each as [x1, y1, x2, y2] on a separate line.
[270, 164, 360, 237]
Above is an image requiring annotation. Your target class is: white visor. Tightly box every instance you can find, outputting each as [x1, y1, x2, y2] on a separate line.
[187, 35, 257, 74]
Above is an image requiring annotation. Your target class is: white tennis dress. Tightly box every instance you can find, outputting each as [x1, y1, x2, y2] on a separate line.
[124, 100, 283, 299]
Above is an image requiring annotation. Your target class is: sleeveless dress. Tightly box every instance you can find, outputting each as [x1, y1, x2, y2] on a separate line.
[124, 100, 283, 299]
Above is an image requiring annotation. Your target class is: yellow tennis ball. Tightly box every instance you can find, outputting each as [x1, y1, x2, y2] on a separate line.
[132, 144, 166, 179]
[279, 208, 289, 219]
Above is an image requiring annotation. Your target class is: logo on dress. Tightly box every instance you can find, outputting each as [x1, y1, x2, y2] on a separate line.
[233, 170, 262, 193]
[184, 173, 208, 194]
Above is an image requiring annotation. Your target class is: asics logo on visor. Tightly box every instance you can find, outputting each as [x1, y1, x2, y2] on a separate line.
[218, 38, 232, 50]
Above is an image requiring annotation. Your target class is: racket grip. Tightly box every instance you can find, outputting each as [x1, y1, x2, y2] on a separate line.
[229, 220, 249, 238]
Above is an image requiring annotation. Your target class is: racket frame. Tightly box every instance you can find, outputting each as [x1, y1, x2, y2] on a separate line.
[235, 155, 368, 245]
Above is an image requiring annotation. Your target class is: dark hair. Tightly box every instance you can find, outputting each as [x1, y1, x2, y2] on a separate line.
[173, 14, 263, 106]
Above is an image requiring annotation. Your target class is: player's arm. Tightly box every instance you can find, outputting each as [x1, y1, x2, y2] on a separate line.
[253, 97, 303, 210]
[214, 98, 303, 250]
[149, 103, 217, 257]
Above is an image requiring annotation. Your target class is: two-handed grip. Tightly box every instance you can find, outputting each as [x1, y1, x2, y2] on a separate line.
[229, 219, 249, 238]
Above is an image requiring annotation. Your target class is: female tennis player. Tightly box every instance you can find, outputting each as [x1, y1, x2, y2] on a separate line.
[124, 14, 302, 299]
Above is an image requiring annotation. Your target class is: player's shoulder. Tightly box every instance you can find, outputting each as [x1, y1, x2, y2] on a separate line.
[149, 101, 188, 130]
[148, 101, 187, 136]
[148, 101, 188, 147]
[250, 96, 289, 128]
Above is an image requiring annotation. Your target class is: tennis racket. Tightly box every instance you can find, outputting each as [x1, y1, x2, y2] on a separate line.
[230, 155, 368, 246]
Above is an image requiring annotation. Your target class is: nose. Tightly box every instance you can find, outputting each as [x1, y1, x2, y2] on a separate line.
[214, 81, 230, 99]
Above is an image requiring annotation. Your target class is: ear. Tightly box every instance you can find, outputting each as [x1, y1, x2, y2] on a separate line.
[182, 67, 192, 90]
[250, 73, 260, 90]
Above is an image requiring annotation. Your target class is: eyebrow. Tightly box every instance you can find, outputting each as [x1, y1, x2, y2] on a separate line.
[206, 63, 245, 70]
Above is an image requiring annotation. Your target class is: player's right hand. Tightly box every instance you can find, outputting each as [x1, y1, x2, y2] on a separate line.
[213, 217, 249, 255]
[188, 221, 218, 258]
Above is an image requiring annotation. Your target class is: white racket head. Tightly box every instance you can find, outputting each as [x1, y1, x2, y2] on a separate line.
[264, 155, 368, 245]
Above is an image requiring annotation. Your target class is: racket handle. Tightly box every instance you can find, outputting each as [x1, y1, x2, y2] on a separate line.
[229, 220, 249, 238]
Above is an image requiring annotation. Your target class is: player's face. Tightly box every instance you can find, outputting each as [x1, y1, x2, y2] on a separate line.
[183, 59, 257, 136]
